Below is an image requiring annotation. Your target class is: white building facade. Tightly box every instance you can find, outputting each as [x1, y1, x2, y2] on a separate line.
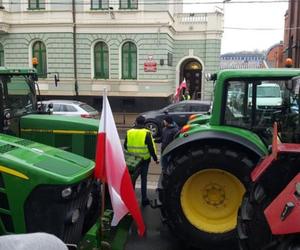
[0, 0, 223, 111]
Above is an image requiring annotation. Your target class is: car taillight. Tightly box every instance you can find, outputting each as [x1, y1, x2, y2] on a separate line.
[81, 114, 92, 118]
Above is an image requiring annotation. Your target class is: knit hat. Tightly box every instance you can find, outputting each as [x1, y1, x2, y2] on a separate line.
[164, 115, 173, 124]
[135, 115, 146, 125]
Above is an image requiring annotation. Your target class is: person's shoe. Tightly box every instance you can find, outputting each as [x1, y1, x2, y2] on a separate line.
[142, 199, 150, 207]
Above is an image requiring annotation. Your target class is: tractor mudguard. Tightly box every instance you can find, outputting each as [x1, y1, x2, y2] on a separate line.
[162, 130, 265, 165]
[252, 143, 300, 182]
[264, 173, 300, 235]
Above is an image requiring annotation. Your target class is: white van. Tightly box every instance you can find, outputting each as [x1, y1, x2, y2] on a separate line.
[249, 83, 282, 108]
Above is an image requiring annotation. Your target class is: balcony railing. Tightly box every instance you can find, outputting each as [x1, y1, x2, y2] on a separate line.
[174, 13, 208, 24]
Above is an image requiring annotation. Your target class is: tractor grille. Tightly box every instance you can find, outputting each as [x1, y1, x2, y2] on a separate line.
[24, 178, 98, 244]
[0, 173, 14, 233]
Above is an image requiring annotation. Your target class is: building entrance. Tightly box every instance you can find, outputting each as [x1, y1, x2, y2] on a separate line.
[180, 59, 202, 99]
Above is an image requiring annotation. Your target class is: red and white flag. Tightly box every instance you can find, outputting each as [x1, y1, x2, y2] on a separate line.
[94, 91, 145, 236]
[174, 78, 187, 102]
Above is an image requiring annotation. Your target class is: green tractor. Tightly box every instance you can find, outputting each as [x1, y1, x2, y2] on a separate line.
[160, 69, 300, 249]
[0, 67, 141, 248]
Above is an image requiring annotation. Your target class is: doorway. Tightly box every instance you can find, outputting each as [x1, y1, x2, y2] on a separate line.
[180, 59, 202, 99]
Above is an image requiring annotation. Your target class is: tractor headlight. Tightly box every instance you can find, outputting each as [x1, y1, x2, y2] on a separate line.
[61, 187, 72, 198]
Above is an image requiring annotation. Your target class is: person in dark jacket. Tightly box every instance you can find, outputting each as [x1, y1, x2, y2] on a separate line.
[156, 115, 179, 209]
[124, 115, 159, 207]
[160, 115, 179, 154]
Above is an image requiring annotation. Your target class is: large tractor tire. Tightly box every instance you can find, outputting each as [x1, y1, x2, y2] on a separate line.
[162, 144, 256, 249]
[238, 156, 300, 250]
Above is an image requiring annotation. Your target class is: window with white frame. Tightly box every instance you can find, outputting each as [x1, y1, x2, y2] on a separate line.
[91, 0, 109, 9]
[120, 0, 138, 9]
[122, 41, 137, 79]
[94, 41, 109, 79]
[28, 0, 45, 9]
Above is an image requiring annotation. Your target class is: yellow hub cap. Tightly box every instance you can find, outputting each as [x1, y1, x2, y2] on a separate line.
[181, 169, 245, 233]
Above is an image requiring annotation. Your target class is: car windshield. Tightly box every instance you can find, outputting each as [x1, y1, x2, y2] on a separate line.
[1, 75, 36, 116]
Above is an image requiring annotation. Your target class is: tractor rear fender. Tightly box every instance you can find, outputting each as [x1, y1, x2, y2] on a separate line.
[162, 131, 266, 168]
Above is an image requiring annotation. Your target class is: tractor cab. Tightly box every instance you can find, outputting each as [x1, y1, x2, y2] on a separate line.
[222, 74, 300, 145]
[0, 68, 39, 135]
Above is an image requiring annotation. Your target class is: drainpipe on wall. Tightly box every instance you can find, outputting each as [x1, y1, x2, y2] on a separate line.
[72, 0, 79, 96]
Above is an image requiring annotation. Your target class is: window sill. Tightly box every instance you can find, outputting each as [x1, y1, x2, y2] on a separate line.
[27, 8, 46, 11]
[90, 8, 109, 11]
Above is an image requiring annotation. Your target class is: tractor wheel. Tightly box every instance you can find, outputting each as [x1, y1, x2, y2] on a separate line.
[145, 121, 159, 138]
[162, 145, 255, 249]
[238, 156, 300, 250]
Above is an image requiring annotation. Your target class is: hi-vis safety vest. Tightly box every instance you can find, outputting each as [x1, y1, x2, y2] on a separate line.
[182, 94, 191, 100]
[127, 128, 156, 160]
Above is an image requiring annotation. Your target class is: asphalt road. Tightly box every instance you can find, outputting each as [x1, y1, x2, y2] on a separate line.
[125, 190, 189, 250]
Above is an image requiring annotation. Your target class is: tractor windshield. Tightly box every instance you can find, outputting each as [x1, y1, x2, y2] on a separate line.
[1, 75, 36, 117]
[224, 78, 295, 144]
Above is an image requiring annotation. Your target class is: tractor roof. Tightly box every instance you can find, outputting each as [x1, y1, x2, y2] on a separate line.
[0, 67, 37, 75]
[217, 68, 300, 80]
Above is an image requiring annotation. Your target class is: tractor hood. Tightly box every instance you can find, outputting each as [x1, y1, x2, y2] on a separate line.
[0, 133, 95, 184]
[20, 114, 99, 160]
[21, 114, 99, 131]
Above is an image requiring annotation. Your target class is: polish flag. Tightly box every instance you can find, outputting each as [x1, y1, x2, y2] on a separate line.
[179, 78, 187, 89]
[94, 91, 145, 236]
[173, 78, 187, 102]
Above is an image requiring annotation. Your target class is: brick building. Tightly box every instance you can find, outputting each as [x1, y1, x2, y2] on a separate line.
[283, 0, 300, 68]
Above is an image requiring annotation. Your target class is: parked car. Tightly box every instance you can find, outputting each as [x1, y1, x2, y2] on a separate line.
[139, 100, 211, 137]
[38, 100, 99, 118]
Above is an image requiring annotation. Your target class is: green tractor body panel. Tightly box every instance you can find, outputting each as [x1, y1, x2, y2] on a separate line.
[0, 133, 95, 234]
[20, 114, 98, 160]
[187, 114, 211, 125]
[163, 123, 268, 160]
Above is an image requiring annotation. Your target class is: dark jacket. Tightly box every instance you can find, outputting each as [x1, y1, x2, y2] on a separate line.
[124, 124, 158, 162]
[160, 123, 179, 153]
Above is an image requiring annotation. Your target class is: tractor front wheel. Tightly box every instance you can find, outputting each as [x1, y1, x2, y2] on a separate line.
[162, 145, 255, 249]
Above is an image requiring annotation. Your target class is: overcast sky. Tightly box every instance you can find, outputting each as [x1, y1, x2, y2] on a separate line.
[184, 0, 288, 54]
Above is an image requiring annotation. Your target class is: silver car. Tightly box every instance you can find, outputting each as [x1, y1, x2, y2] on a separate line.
[38, 100, 99, 118]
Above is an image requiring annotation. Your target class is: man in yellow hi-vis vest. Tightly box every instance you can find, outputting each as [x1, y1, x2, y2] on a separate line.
[124, 116, 159, 207]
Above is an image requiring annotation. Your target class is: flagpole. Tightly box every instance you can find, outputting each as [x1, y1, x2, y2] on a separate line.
[100, 88, 107, 244]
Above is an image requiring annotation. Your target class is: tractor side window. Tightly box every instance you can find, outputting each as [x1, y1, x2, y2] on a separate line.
[224, 81, 251, 129]
[4, 75, 35, 117]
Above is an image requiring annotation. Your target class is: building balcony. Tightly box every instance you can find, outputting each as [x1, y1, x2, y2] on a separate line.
[173, 12, 223, 33]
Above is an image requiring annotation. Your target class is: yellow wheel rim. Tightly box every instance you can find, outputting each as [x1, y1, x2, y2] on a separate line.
[181, 168, 245, 233]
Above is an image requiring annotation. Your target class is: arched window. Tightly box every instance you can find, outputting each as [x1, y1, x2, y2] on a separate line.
[0, 43, 4, 66]
[122, 42, 137, 80]
[32, 41, 47, 78]
[94, 42, 109, 79]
